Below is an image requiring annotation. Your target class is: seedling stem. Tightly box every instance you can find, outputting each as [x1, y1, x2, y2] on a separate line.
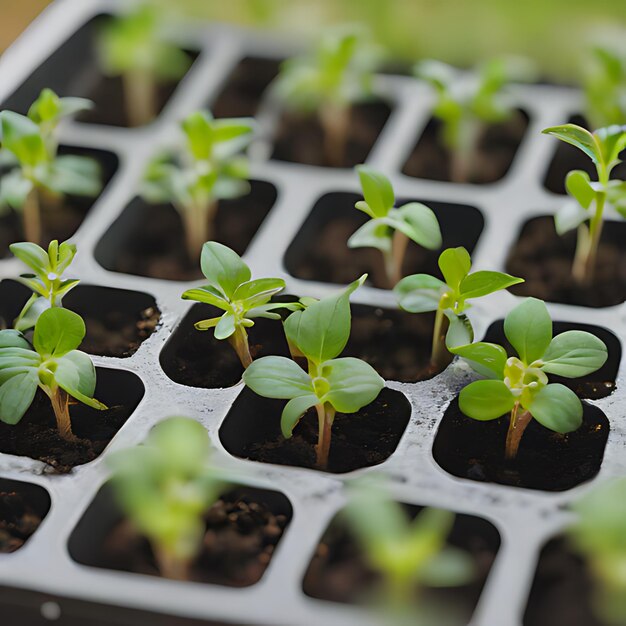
[23, 188, 42, 247]
[430, 305, 449, 370]
[47, 387, 76, 442]
[505, 402, 532, 460]
[123, 68, 156, 127]
[320, 102, 350, 167]
[228, 325, 253, 369]
[315, 402, 336, 469]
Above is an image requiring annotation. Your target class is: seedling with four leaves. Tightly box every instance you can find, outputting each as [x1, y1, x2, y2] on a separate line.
[395, 246, 523, 372]
[109, 417, 223, 581]
[142, 110, 254, 261]
[0, 307, 106, 442]
[0, 89, 102, 244]
[452, 297, 608, 460]
[244, 275, 384, 469]
[348, 165, 442, 287]
[542, 123, 626, 284]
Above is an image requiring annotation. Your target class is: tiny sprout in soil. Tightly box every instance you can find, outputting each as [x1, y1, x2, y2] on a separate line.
[244, 275, 384, 469]
[395, 246, 523, 372]
[542, 123, 626, 284]
[0, 89, 101, 244]
[182, 241, 299, 369]
[453, 297, 607, 460]
[141, 110, 254, 261]
[349, 165, 442, 287]
[109, 417, 223, 581]
[0, 307, 106, 441]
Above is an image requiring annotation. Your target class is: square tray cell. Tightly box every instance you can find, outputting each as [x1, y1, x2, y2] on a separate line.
[284, 192, 484, 288]
[95, 180, 277, 281]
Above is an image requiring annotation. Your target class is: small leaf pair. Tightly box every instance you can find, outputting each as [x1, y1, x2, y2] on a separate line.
[0, 307, 106, 441]
[453, 298, 608, 459]
[349, 166, 442, 287]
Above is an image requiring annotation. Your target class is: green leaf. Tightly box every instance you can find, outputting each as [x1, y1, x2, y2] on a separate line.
[347, 219, 391, 253]
[542, 124, 600, 164]
[418, 546, 475, 587]
[232, 278, 286, 307]
[525, 383, 583, 433]
[555, 200, 590, 235]
[0, 369, 38, 425]
[504, 298, 552, 364]
[280, 394, 319, 438]
[459, 271, 524, 300]
[387, 202, 442, 250]
[451, 342, 507, 379]
[394, 274, 446, 313]
[443, 311, 474, 349]
[0, 111, 48, 166]
[9, 241, 49, 273]
[182, 111, 214, 161]
[33, 308, 85, 358]
[44, 155, 102, 197]
[55, 350, 98, 403]
[459, 380, 515, 421]
[541, 331, 608, 378]
[0, 170, 32, 209]
[438, 247, 471, 292]
[243, 356, 313, 399]
[566, 170, 596, 209]
[0, 330, 31, 350]
[356, 165, 394, 218]
[193, 317, 221, 330]
[595, 125, 626, 168]
[200, 242, 251, 299]
[322, 357, 384, 413]
[213, 119, 255, 144]
[181, 286, 230, 311]
[214, 313, 236, 340]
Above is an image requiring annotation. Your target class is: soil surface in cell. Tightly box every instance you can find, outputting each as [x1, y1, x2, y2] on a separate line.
[524, 537, 603, 626]
[271, 101, 391, 167]
[285, 193, 483, 289]
[0, 491, 44, 553]
[220, 388, 411, 474]
[304, 507, 500, 625]
[0, 148, 118, 258]
[433, 399, 609, 491]
[98, 489, 289, 587]
[96, 180, 276, 281]
[506, 216, 626, 308]
[211, 56, 281, 118]
[402, 112, 528, 184]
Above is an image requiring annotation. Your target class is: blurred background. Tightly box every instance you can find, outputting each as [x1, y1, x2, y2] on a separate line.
[1, 0, 626, 80]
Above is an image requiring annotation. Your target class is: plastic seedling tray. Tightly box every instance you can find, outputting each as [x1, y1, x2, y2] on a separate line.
[0, 1, 624, 625]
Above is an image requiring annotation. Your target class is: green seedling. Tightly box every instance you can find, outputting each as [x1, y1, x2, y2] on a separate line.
[415, 58, 531, 182]
[349, 166, 442, 287]
[0, 90, 102, 245]
[569, 478, 626, 626]
[274, 27, 380, 166]
[9, 239, 79, 331]
[542, 123, 626, 284]
[0, 307, 106, 441]
[182, 242, 298, 369]
[244, 275, 384, 469]
[109, 417, 223, 581]
[142, 110, 254, 260]
[584, 43, 626, 130]
[452, 297, 607, 460]
[97, 4, 191, 126]
[395, 247, 523, 372]
[344, 481, 474, 620]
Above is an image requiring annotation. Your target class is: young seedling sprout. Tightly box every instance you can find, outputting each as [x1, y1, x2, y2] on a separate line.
[9, 239, 79, 331]
[569, 478, 626, 625]
[0, 89, 102, 244]
[141, 110, 254, 261]
[243, 275, 384, 469]
[395, 247, 523, 372]
[452, 297, 607, 460]
[0, 308, 106, 441]
[274, 27, 380, 166]
[109, 417, 223, 581]
[344, 480, 474, 620]
[182, 242, 298, 369]
[542, 123, 626, 284]
[415, 58, 532, 182]
[349, 166, 442, 287]
[97, 4, 191, 126]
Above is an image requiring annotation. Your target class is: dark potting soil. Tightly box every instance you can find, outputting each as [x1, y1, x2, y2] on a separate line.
[506, 216, 626, 308]
[303, 506, 500, 625]
[271, 101, 391, 167]
[482, 320, 621, 400]
[523, 537, 603, 626]
[0, 369, 144, 472]
[433, 398, 609, 491]
[0, 491, 44, 553]
[402, 111, 529, 184]
[284, 192, 484, 289]
[211, 56, 281, 119]
[543, 115, 626, 194]
[220, 387, 411, 474]
[0, 147, 118, 259]
[95, 180, 276, 281]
